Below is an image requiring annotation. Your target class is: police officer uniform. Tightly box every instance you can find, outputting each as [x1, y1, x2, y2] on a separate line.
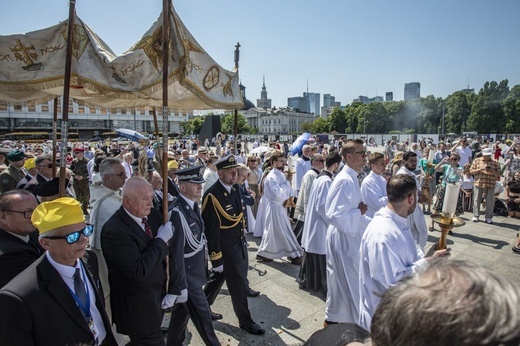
[201, 155, 264, 335]
[166, 166, 220, 346]
[0, 150, 26, 193]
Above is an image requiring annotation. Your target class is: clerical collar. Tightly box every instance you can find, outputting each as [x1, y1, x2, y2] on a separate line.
[311, 167, 320, 174]
[317, 170, 333, 179]
[301, 156, 310, 161]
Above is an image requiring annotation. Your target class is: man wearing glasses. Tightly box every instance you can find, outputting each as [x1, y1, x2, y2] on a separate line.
[101, 177, 173, 345]
[324, 139, 369, 326]
[0, 197, 117, 345]
[0, 190, 41, 288]
[89, 158, 126, 319]
[24, 155, 54, 192]
[70, 148, 91, 215]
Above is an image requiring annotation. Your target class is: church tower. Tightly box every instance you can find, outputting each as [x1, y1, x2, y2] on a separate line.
[256, 75, 272, 109]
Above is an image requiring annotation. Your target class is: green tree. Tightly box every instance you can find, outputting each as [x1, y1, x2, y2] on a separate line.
[327, 108, 348, 133]
[221, 112, 250, 134]
[445, 91, 472, 134]
[467, 80, 509, 133]
[312, 117, 330, 133]
[300, 121, 313, 133]
[503, 84, 520, 133]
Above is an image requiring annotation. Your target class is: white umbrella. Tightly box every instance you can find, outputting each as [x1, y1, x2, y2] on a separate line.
[250, 146, 272, 155]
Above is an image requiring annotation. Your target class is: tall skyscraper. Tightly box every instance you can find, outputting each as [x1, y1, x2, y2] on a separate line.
[323, 94, 335, 107]
[256, 75, 272, 109]
[404, 82, 420, 100]
[288, 96, 306, 112]
[304, 92, 320, 115]
[385, 92, 393, 101]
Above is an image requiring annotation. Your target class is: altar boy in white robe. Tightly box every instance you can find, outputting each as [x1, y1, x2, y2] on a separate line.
[298, 153, 342, 294]
[361, 152, 388, 218]
[256, 150, 303, 264]
[324, 139, 370, 325]
[358, 174, 451, 330]
[395, 151, 428, 250]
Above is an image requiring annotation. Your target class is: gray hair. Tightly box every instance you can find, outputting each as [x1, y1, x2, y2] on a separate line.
[99, 158, 123, 180]
[371, 259, 520, 346]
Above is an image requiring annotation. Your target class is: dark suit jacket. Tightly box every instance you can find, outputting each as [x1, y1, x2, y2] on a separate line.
[169, 196, 207, 293]
[0, 254, 117, 346]
[101, 206, 169, 336]
[0, 229, 43, 289]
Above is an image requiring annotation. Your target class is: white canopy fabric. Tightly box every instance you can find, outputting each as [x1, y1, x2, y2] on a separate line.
[0, 6, 243, 111]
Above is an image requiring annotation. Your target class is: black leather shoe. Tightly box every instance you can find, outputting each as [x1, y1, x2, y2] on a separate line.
[211, 311, 223, 320]
[239, 321, 265, 335]
[246, 287, 260, 297]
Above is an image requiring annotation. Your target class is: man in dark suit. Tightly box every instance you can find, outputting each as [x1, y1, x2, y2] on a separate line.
[0, 197, 117, 345]
[102, 176, 173, 346]
[0, 189, 42, 288]
[202, 155, 265, 335]
[165, 165, 220, 345]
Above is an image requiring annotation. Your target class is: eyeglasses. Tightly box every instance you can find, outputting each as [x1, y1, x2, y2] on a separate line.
[38, 164, 54, 169]
[2, 209, 34, 219]
[45, 224, 94, 244]
[248, 160, 257, 162]
[452, 158, 459, 161]
[353, 151, 367, 157]
[108, 171, 127, 177]
[316, 159, 325, 163]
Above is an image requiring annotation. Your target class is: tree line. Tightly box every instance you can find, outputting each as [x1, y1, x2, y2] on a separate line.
[181, 79, 520, 136]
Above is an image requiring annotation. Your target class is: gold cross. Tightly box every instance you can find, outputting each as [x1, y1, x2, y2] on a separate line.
[10, 39, 38, 65]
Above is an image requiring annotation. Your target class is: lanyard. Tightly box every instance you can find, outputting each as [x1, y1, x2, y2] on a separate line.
[67, 264, 91, 320]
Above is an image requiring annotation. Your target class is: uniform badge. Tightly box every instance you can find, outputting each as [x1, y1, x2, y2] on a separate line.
[2, 178, 9, 185]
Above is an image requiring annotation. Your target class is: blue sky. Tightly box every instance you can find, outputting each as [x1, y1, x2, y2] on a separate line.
[1, 0, 519, 108]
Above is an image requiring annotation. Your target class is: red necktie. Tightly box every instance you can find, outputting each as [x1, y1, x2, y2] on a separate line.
[142, 218, 153, 238]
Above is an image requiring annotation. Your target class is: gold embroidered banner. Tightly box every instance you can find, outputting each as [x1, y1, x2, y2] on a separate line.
[0, 7, 243, 111]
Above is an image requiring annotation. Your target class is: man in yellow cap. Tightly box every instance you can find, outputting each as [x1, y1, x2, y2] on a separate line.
[0, 197, 117, 345]
[15, 157, 37, 189]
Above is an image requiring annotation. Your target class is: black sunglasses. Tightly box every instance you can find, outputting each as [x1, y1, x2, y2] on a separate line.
[45, 224, 94, 244]
[39, 164, 54, 169]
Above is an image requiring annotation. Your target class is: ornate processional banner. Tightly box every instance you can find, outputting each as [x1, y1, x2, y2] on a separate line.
[0, 7, 243, 111]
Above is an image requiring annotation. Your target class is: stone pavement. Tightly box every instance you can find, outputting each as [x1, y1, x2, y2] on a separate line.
[176, 211, 520, 346]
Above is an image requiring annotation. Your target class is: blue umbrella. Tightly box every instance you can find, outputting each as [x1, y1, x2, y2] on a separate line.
[115, 128, 146, 142]
[289, 132, 311, 156]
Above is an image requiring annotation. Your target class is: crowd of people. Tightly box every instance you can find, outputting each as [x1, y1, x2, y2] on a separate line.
[0, 133, 519, 345]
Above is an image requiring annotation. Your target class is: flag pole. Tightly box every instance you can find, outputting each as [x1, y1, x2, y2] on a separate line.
[161, 0, 170, 222]
[233, 42, 240, 152]
[59, 0, 76, 197]
[52, 97, 58, 178]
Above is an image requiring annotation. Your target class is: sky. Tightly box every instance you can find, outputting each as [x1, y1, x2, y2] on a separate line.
[1, 0, 519, 108]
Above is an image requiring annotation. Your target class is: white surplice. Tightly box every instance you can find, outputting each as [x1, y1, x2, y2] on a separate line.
[325, 165, 371, 323]
[358, 207, 428, 330]
[295, 168, 319, 221]
[360, 171, 388, 218]
[396, 166, 428, 249]
[301, 171, 333, 255]
[256, 168, 303, 259]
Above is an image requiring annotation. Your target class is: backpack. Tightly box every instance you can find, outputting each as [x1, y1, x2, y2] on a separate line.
[494, 199, 508, 217]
